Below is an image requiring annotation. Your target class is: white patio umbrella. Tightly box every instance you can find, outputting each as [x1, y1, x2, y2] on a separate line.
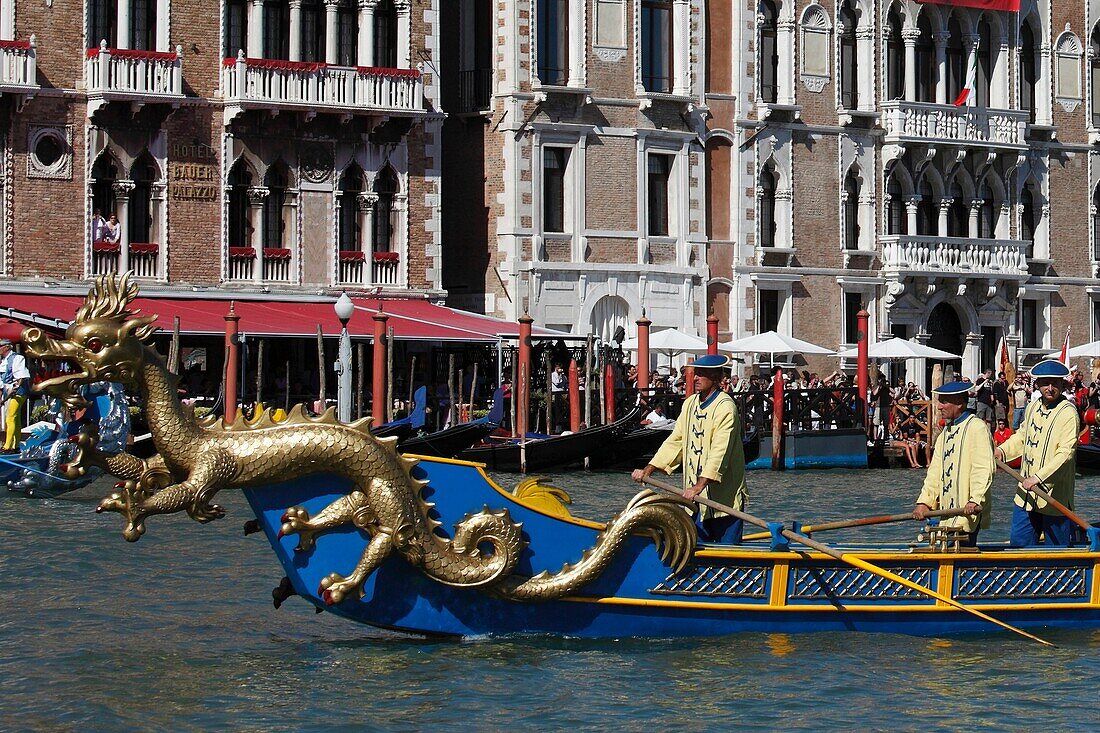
[620, 328, 709, 356]
[836, 338, 961, 361]
[720, 330, 836, 367]
[1046, 340, 1100, 359]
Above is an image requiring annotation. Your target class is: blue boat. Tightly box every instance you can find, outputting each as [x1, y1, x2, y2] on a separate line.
[243, 456, 1100, 639]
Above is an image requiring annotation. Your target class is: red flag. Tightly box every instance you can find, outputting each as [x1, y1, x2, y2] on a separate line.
[920, 0, 1019, 11]
[1058, 327, 1071, 366]
[997, 335, 1015, 386]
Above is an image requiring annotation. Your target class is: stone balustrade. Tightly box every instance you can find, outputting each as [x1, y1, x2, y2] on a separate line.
[0, 37, 37, 92]
[880, 235, 1029, 277]
[85, 43, 183, 114]
[881, 101, 1028, 148]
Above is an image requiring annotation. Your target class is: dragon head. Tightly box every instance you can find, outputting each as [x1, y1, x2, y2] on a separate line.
[22, 273, 158, 408]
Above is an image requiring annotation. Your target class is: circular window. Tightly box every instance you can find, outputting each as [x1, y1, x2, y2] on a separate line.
[34, 135, 63, 167]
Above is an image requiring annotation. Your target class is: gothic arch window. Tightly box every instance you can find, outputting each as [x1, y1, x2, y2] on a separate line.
[843, 168, 860, 249]
[916, 178, 936, 235]
[799, 4, 830, 94]
[1091, 24, 1100, 126]
[227, 160, 253, 249]
[88, 0, 118, 49]
[915, 14, 935, 103]
[837, 1, 857, 107]
[886, 170, 907, 235]
[129, 153, 157, 244]
[337, 164, 365, 252]
[375, 0, 398, 69]
[1021, 178, 1039, 246]
[1020, 20, 1038, 122]
[976, 17, 995, 108]
[977, 179, 997, 238]
[263, 163, 290, 249]
[759, 0, 779, 103]
[759, 163, 778, 248]
[885, 6, 904, 100]
[946, 17, 965, 104]
[373, 166, 399, 253]
[1055, 31, 1083, 107]
[947, 180, 968, 237]
[91, 154, 118, 229]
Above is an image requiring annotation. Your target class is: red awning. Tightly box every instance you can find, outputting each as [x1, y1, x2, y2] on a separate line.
[0, 293, 565, 342]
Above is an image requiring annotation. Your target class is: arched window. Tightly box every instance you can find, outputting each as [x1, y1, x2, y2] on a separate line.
[263, 0, 291, 60]
[838, 1, 858, 109]
[886, 7, 905, 100]
[375, 0, 398, 68]
[1021, 179, 1038, 244]
[227, 161, 252, 248]
[759, 0, 778, 103]
[129, 153, 157, 244]
[915, 15, 935, 103]
[916, 179, 936, 235]
[976, 17, 995, 108]
[373, 167, 398, 253]
[1020, 21, 1038, 123]
[1091, 25, 1100, 126]
[843, 169, 860, 249]
[1055, 32, 1083, 102]
[947, 181, 968, 237]
[338, 164, 364, 252]
[946, 17, 965, 103]
[130, 0, 157, 51]
[88, 0, 118, 49]
[886, 171, 907, 235]
[91, 155, 117, 229]
[263, 163, 289, 249]
[977, 180, 996, 238]
[759, 163, 777, 247]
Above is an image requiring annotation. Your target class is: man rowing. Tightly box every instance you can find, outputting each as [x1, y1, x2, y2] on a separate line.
[913, 381, 993, 546]
[632, 354, 747, 544]
[996, 359, 1080, 546]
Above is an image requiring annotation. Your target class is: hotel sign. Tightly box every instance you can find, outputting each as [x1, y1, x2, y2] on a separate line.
[170, 142, 219, 202]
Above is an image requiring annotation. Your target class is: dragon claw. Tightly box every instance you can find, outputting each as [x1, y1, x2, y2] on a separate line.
[278, 506, 321, 552]
[318, 572, 357, 605]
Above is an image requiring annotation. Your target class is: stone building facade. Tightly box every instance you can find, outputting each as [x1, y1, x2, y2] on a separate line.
[705, 0, 1099, 385]
[439, 0, 711, 342]
[0, 0, 441, 299]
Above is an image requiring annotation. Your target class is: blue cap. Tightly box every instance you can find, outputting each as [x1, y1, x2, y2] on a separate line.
[1030, 359, 1070, 379]
[693, 354, 732, 369]
[933, 381, 971, 395]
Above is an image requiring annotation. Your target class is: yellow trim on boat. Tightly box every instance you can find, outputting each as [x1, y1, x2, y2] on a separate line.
[937, 561, 954, 609]
[694, 547, 1100, 562]
[769, 561, 789, 607]
[1093, 561, 1100, 605]
[559, 595, 1100, 613]
[408, 454, 607, 530]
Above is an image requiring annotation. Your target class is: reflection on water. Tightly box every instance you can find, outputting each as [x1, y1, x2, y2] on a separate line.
[1, 468, 1099, 731]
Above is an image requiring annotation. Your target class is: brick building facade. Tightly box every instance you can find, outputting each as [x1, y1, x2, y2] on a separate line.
[705, 0, 1100, 386]
[439, 0, 710, 342]
[0, 0, 441, 300]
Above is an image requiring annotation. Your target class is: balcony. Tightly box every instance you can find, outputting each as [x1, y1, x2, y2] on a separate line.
[880, 235, 1029, 279]
[91, 241, 163, 280]
[85, 44, 184, 116]
[881, 101, 1028, 149]
[0, 37, 37, 95]
[221, 55, 424, 124]
[337, 250, 403, 288]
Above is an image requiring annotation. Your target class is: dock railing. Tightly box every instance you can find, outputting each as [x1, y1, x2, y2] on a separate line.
[733, 386, 864, 436]
[890, 400, 931, 443]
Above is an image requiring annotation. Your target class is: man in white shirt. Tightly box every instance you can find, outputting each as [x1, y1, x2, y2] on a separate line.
[0, 338, 31, 453]
[90, 208, 107, 243]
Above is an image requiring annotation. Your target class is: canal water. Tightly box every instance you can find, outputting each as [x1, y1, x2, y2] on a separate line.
[2, 468, 1099, 731]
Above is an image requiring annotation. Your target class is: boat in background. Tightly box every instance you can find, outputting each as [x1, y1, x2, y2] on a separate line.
[371, 386, 428, 442]
[398, 387, 506, 458]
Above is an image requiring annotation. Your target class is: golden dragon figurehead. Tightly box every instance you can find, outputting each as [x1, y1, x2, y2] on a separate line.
[22, 273, 158, 408]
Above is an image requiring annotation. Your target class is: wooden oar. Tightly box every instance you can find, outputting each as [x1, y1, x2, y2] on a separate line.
[995, 458, 1092, 532]
[742, 507, 970, 542]
[640, 476, 1054, 647]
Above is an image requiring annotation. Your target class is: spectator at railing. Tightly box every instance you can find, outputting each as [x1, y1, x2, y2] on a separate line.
[91, 208, 107, 243]
[103, 213, 121, 244]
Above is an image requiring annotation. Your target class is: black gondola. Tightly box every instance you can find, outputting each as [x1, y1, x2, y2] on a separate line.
[1077, 442, 1100, 473]
[458, 409, 642, 472]
[399, 387, 507, 458]
[588, 425, 761, 469]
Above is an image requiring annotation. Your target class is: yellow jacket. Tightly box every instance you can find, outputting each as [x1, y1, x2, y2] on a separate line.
[917, 413, 994, 532]
[650, 390, 747, 520]
[997, 397, 1079, 515]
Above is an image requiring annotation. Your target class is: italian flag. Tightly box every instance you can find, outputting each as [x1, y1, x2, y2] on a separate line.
[1058, 327, 1071, 366]
[953, 42, 978, 107]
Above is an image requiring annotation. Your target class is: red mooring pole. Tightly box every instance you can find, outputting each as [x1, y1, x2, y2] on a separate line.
[771, 366, 785, 470]
[856, 307, 870, 435]
[224, 302, 240, 424]
[706, 314, 719, 356]
[637, 312, 651, 395]
[517, 313, 533, 439]
[372, 309, 389, 420]
[568, 358, 581, 432]
[604, 363, 616, 424]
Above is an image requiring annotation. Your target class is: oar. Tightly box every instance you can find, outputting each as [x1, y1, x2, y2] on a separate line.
[742, 508, 970, 542]
[640, 476, 1054, 647]
[995, 458, 1092, 532]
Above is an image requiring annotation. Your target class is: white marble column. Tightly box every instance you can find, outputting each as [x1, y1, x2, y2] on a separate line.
[117, 0, 132, 49]
[358, 193, 378, 251]
[248, 0, 265, 58]
[289, 0, 304, 61]
[324, 0, 341, 64]
[902, 28, 919, 102]
[671, 0, 689, 96]
[969, 200, 982, 238]
[112, 181, 136, 273]
[906, 197, 919, 234]
[395, 0, 411, 68]
[358, 0, 378, 67]
[248, 186, 269, 283]
[938, 199, 951, 237]
[856, 25, 875, 111]
[934, 32, 948, 105]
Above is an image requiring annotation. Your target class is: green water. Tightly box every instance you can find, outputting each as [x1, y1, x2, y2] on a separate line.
[1, 469, 1098, 731]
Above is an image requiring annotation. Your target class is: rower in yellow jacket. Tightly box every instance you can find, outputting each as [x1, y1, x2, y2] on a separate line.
[996, 360, 1080, 546]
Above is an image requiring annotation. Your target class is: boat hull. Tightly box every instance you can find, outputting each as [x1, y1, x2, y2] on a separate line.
[243, 457, 1100, 639]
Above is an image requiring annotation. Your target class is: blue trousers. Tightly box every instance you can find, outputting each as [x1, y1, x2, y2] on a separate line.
[696, 514, 744, 544]
[1012, 407, 1026, 430]
[1009, 504, 1076, 547]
